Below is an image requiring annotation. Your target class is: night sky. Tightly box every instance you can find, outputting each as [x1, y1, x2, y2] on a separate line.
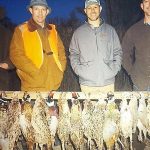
[0, 0, 106, 25]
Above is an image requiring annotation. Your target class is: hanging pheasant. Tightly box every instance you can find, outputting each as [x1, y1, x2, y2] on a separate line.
[70, 92, 84, 150]
[19, 100, 35, 150]
[57, 92, 71, 150]
[7, 92, 21, 150]
[120, 93, 133, 150]
[0, 98, 9, 150]
[92, 96, 106, 150]
[31, 92, 52, 150]
[147, 95, 150, 135]
[103, 96, 120, 150]
[137, 93, 148, 142]
[129, 93, 138, 134]
[81, 93, 95, 149]
[46, 93, 59, 148]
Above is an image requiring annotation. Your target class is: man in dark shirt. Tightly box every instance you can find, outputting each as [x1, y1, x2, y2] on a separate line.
[122, 0, 150, 149]
[122, 0, 150, 91]
[0, 7, 20, 90]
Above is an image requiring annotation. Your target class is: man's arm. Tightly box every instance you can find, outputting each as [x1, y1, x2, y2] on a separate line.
[0, 26, 15, 70]
[112, 29, 123, 73]
[69, 33, 80, 75]
[9, 26, 39, 75]
[57, 34, 67, 72]
[122, 30, 134, 75]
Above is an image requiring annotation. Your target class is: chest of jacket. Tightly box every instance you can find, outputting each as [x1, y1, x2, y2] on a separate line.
[19, 23, 62, 71]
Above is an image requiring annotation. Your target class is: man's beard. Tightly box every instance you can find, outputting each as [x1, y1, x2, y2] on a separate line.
[88, 15, 100, 21]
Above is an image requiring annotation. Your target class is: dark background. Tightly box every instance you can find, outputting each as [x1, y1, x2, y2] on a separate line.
[0, 0, 144, 91]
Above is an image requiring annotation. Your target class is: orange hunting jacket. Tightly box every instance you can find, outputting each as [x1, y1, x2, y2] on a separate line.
[10, 19, 66, 91]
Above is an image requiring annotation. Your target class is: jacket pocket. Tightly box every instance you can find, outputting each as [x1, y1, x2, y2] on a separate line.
[77, 61, 96, 81]
[17, 69, 45, 88]
[103, 61, 117, 80]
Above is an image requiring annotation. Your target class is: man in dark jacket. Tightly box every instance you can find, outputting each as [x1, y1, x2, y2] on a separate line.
[122, 0, 150, 91]
[0, 7, 20, 90]
[122, 0, 150, 149]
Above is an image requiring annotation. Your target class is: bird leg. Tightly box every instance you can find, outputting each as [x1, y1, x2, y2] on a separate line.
[138, 129, 143, 142]
[62, 141, 65, 150]
[130, 134, 133, 150]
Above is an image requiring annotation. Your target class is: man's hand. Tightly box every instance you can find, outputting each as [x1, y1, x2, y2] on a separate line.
[0, 63, 9, 70]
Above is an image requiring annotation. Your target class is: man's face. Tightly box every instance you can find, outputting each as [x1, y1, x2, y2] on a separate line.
[141, 0, 150, 16]
[84, 4, 102, 21]
[29, 5, 49, 27]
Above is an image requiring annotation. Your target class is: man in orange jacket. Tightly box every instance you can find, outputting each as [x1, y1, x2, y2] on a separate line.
[10, 0, 66, 91]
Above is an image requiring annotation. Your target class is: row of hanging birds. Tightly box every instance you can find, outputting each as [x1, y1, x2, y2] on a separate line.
[0, 91, 150, 150]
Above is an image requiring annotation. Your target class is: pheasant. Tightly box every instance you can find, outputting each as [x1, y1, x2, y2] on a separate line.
[57, 92, 71, 150]
[81, 95, 95, 149]
[120, 93, 133, 150]
[31, 92, 52, 150]
[129, 93, 138, 134]
[147, 95, 150, 135]
[0, 99, 9, 150]
[7, 92, 21, 150]
[19, 101, 35, 150]
[70, 93, 84, 150]
[92, 96, 106, 150]
[103, 96, 120, 150]
[137, 93, 148, 142]
[46, 98, 59, 148]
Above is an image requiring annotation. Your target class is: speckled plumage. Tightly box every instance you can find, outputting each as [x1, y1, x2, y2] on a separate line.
[31, 93, 52, 150]
[137, 93, 148, 142]
[82, 99, 94, 149]
[70, 98, 84, 150]
[19, 101, 35, 150]
[92, 98, 106, 150]
[120, 94, 133, 150]
[57, 93, 71, 150]
[103, 97, 120, 150]
[0, 104, 9, 150]
[7, 92, 21, 150]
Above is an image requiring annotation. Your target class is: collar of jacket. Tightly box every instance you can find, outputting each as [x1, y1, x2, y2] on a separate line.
[27, 18, 52, 32]
[85, 18, 104, 28]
